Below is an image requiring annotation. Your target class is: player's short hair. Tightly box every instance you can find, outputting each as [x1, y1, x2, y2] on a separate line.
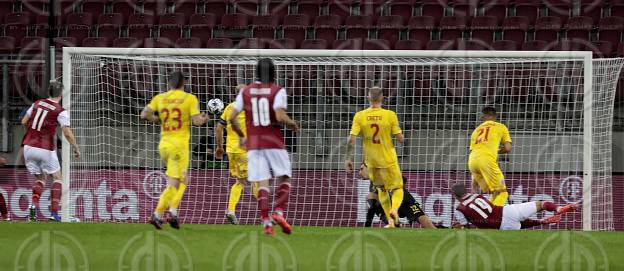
[482, 106, 497, 116]
[48, 81, 63, 98]
[169, 71, 187, 89]
[451, 183, 467, 198]
[256, 58, 275, 83]
[368, 86, 383, 102]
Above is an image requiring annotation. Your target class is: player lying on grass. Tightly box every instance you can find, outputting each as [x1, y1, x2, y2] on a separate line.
[360, 163, 436, 228]
[468, 106, 512, 206]
[141, 71, 207, 230]
[451, 183, 579, 230]
[215, 84, 259, 225]
[229, 58, 299, 235]
[22, 81, 81, 222]
[346, 86, 405, 228]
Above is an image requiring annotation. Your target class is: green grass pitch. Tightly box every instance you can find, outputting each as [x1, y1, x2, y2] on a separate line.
[1, 222, 622, 271]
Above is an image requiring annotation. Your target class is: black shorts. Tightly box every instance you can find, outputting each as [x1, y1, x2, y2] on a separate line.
[398, 191, 426, 224]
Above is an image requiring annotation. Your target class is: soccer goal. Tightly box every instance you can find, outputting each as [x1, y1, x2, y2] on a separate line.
[62, 48, 623, 231]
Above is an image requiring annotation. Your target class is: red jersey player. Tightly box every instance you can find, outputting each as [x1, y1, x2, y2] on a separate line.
[229, 58, 299, 235]
[21, 82, 81, 222]
[451, 183, 579, 230]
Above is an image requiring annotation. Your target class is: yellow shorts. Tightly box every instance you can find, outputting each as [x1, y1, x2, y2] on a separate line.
[228, 152, 248, 179]
[159, 141, 189, 181]
[468, 156, 506, 193]
[368, 163, 403, 191]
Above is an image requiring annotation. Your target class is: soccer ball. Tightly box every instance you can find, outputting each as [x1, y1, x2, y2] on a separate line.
[207, 98, 225, 115]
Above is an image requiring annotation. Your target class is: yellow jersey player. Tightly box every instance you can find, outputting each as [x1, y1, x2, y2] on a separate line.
[141, 71, 207, 230]
[215, 84, 259, 225]
[468, 106, 512, 206]
[345, 86, 405, 228]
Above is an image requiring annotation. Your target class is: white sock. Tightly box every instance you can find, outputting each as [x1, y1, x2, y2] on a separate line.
[153, 212, 162, 220]
[263, 219, 272, 227]
[169, 208, 178, 217]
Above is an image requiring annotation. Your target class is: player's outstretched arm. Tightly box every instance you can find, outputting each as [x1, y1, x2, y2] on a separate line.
[275, 109, 299, 133]
[345, 135, 356, 172]
[62, 126, 81, 159]
[215, 122, 225, 160]
[140, 107, 160, 124]
[191, 113, 208, 126]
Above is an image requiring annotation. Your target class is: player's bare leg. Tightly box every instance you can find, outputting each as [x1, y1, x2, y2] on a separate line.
[417, 215, 437, 229]
[29, 175, 46, 222]
[272, 176, 292, 234]
[256, 180, 274, 235]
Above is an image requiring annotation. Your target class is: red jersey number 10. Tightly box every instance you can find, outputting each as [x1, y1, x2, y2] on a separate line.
[251, 97, 271, 127]
[474, 127, 491, 144]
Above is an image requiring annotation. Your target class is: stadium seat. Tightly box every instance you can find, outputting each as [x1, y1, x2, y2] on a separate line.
[394, 39, 422, 50]
[470, 16, 497, 42]
[590, 41, 613, 58]
[113, 37, 143, 48]
[408, 16, 434, 43]
[144, 37, 174, 48]
[554, 39, 585, 51]
[502, 16, 529, 45]
[143, 0, 169, 15]
[67, 12, 94, 25]
[359, 0, 385, 22]
[175, 37, 202, 48]
[173, 0, 199, 17]
[238, 37, 265, 49]
[546, 3, 572, 23]
[421, 2, 447, 24]
[300, 39, 328, 49]
[363, 39, 391, 50]
[345, 15, 373, 39]
[611, 2, 624, 18]
[482, 3, 507, 19]
[234, 0, 261, 16]
[97, 13, 124, 39]
[296, 0, 322, 18]
[515, 3, 539, 24]
[426, 39, 455, 50]
[54, 36, 78, 49]
[252, 15, 279, 39]
[267, 0, 290, 18]
[81, 0, 107, 18]
[206, 38, 234, 48]
[128, 14, 155, 40]
[189, 13, 217, 40]
[204, 0, 228, 21]
[0, 36, 16, 54]
[0, 2, 14, 21]
[457, 39, 490, 50]
[579, 3, 603, 24]
[328, 0, 354, 19]
[20, 37, 46, 54]
[111, 0, 142, 17]
[534, 16, 563, 42]
[566, 16, 593, 41]
[283, 14, 311, 47]
[492, 40, 518, 51]
[4, 12, 30, 25]
[82, 37, 110, 47]
[268, 38, 296, 49]
[332, 39, 362, 50]
[314, 15, 341, 45]
[522, 40, 548, 51]
[4, 24, 29, 47]
[376, 15, 404, 46]
[222, 13, 249, 29]
[598, 17, 624, 50]
[388, 0, 414, 22]
[452, 0, 478, 17]
[159, 13, 185, 41]
[439, 16, 467, 40]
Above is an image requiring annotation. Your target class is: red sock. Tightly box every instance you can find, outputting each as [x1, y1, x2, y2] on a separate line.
[0, 193, 7, 217]
[51, 181, 62, 213]
[520, 219, 543, 229]
[541, 201, 558, 212]
[274, 182, 291, 213]
[32, 181, 44, 207]
[257, 188, 270, 223]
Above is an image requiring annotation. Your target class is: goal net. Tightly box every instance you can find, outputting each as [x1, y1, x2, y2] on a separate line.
[62, 49, 623, 230]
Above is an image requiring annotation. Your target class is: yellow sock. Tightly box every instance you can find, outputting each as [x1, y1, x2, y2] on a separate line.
[155, 186, 177, 215]
[227, 182, 244, 212]
[169, 182, 187, 210]
[251, 182, 259, 199]
[391, 188, 404, 211]
[376, 188, 392, 221]
[490, 191, 508, 206]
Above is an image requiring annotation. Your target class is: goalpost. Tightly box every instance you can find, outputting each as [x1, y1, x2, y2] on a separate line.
[62, 48, 623, 230]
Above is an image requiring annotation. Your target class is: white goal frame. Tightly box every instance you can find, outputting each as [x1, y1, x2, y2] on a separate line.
[61, 48, 595, 230]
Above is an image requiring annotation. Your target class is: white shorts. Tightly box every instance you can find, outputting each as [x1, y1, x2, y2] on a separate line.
[24, 145, 61, 175]
[247, 149, 292, 182]
[500, 202, 538, 230]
